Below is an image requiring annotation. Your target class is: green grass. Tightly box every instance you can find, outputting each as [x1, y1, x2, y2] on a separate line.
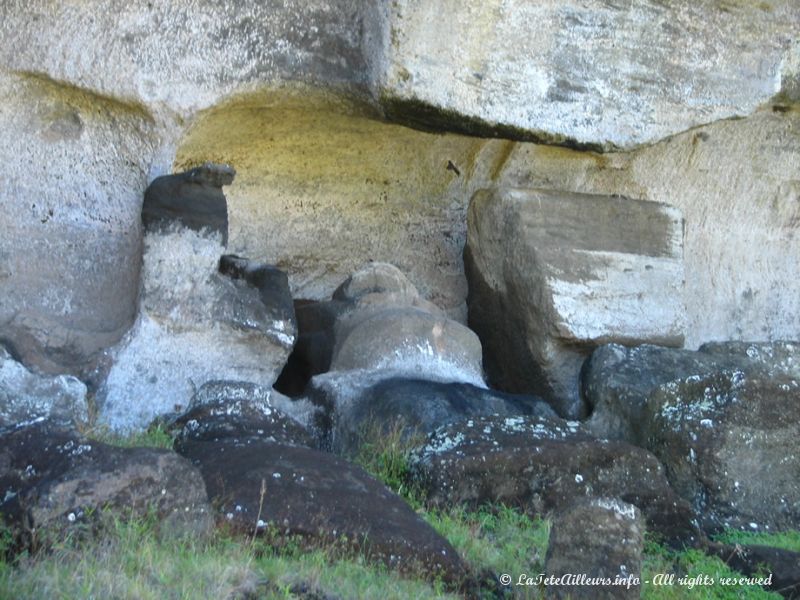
[0, 516, 460, 600]
[3, 425, 796, 599]
[84, 423, 174, 449]
[714, 529, 800, 553]
[642, 538, 781, 600]
[353, 418, 427, 508]
[425, 505, 549, 599]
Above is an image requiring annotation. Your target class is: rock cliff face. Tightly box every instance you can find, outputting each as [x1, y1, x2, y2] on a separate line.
[2, 4, 800, 593]
[0, 1, 797, 385]
[380, 0, 799, 149]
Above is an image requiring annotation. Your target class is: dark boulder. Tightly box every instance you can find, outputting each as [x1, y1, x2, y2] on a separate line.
[176, 436, 470, 585]
[168, 382, 314, 449]
[218, 255, 296, 327]
[306, 373, 556, 453]
[583, 342, 800, 532]
[142, 163, 234, 244]
[410, 415, 700, 547]
[583, 341, 799, 444]
[544, 498, 644, 599]
[644, 373, 800, 532]
[0, 422, 212, 552]
[707, 541, 800, 599]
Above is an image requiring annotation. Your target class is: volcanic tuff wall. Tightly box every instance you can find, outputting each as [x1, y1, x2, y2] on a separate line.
[1, 0, 798, 374]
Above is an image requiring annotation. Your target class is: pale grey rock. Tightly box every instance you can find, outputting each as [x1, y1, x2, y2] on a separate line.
[97, 229, 296, 432]
[494, 110, 800, 349]
[465, 187, 684, 419]
[0, 71, 156, 375]
[287, 263, 484, 395]
[0, 0, 382, 119]
[330, 307, 483, 382]
[2, 0, 798, 399]
[380, 0, 800, 149]
[0, 346, 88, 429]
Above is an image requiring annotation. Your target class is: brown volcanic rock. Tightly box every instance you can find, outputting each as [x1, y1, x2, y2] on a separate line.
[177, 436, 470, 584]
[410, 415, 700, 546]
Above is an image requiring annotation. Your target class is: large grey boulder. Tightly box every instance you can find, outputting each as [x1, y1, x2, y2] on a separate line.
[494, 109, 800, 351]
[0, 346, 88, 430]
[0, 71, 155, 375]
[584, 342, 800, 532]
[286, 263, 498, 451]
[379, 0, 799, 149]
[285, 263, 485, 394]
[465, 187, 684, 419]
[0, 0, 379, 375]
[0, 0, 381, 119]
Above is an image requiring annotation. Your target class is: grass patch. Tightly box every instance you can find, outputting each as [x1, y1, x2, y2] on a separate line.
[425, 504, 549, 598]
[713, 529, 800, 553]
[352, 418, 426, 508]
[84, 423, 174, 450]
[642, 538, 781, 599]
[0, 516, 459, 600]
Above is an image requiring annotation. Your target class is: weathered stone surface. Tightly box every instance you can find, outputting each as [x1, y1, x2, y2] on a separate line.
[545, 498, 643, 599]
[0, 71, 155, 375]
[699, 341, 800, 380]
[183, 380, 316, 433]
[177, 437, 470, 584]
[411, 415, 699, 546]
[306, 373, 556, 452]
[279, 264, 485, 404]
[380, 0, 799, 149]
[287, 263, 449, 383]
[0, 422, 82, 519]
[646, 373, 800, 532]
[97, 228, 296, 431]
[2, 3, 798, 379]
[465, 187, 684, 418]
[584, 342, 800, 532]
[142, 163, 234, 244]
[0, 0, 382, 119]
[0, 346, 88, 429]
[170, 392, 313, 448]
[0, 422, 212, 549]
[495, 110, 800, 348]
[173, 92, 490, 318]
[707, 541, 800, 599]
[330, 307, 483, 380]
[583, 342, 798, 443]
